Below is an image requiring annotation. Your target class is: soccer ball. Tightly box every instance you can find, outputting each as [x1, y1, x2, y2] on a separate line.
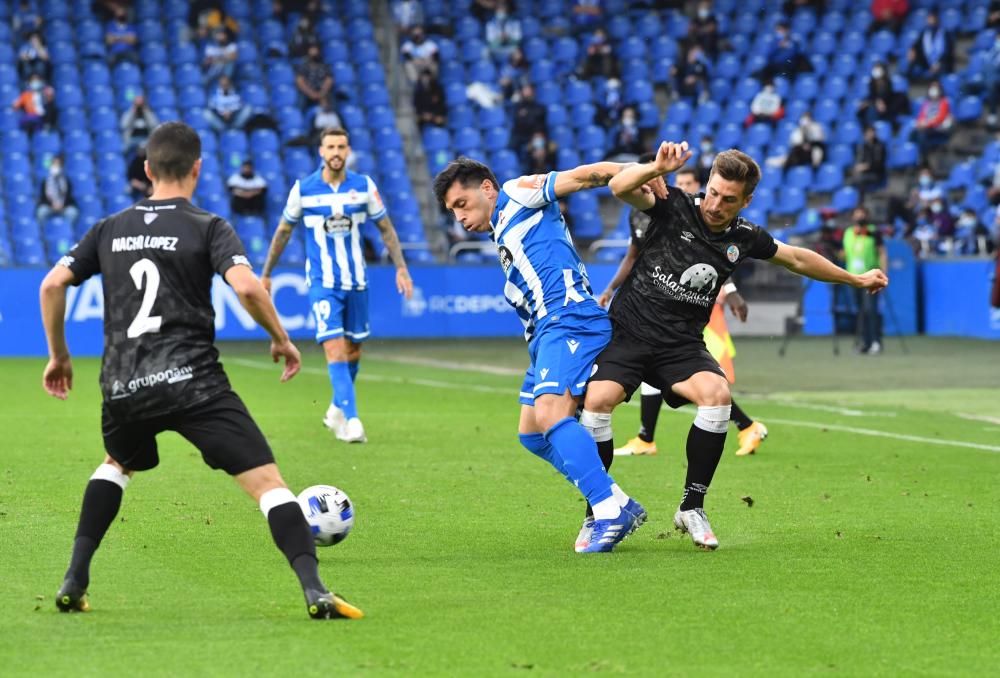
[297, 485, 355, 546]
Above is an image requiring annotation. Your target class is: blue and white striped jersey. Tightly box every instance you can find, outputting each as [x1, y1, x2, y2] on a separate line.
[491, 172, 600, 342]
[282, 169, 387, 290]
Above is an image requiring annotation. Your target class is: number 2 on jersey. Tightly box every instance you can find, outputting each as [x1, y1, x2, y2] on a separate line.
[127, 258, 163, 338]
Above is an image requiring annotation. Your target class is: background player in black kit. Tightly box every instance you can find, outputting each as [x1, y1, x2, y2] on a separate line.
[39, 122, 362, 620]
[580, 141, 889, 550]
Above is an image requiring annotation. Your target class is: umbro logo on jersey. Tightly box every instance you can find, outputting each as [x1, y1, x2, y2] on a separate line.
[681, 231, 694, 242]
[540, 368, 549, 380]
[566, 339, 580, 354]
[144, 213, 158, 225]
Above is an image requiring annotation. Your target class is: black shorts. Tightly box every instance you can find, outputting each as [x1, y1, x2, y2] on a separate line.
[589, 327, 726, 408]
[101, 390, 275, 475]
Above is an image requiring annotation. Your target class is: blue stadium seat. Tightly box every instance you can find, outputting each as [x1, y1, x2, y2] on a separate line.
[422, 126, 450, 153]
[564, 79, 592, 107]
[811, 31, 837, 56]
[831, 185, 858, 212]
[836, 119, 862, 146]
[888, 141, 919, 169]
[870, 30, 896, 57]
[771, 187, 806, 216]
[813, 164, 843, 193]
[744, 123, 772, 148]
[786, 166, 813, 190]
[827, 143, 855, 169]
[954, 96, 983, 123]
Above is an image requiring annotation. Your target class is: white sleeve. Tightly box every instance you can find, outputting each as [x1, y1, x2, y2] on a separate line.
[365, 175, 387, 220]
[281, 180, 303, 224]
[501, 172, 558, 208]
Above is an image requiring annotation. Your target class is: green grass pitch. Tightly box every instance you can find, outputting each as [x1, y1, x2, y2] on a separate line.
[1, 336, 998, 676]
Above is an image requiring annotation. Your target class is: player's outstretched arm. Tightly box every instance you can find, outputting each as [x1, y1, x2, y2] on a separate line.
[598, 242, 640, 307]
[770, 241, 889, 294]
[551, 160, 630, 199]
[39, 265, 75, 399]
[609, 141, 692, 210]
[260, 219, 295, 295]
[374, 215, 413, 300]
[224, 265, 301, 381]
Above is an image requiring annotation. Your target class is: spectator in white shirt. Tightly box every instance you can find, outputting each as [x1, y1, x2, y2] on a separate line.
[485, 1, 521, 59]
[203, 28, 238, 86]
[401, 25, 439, 82]
[227, 160, 268, 216]
[205, 75, 252, 132]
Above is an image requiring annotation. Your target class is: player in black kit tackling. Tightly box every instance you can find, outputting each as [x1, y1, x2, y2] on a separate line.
[40, 122, 362, 620]
[580, 142, 888, 549]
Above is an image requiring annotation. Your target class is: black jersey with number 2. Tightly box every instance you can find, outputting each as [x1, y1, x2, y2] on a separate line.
[610, 188, 778, 346]
[61, 198, 250, 419]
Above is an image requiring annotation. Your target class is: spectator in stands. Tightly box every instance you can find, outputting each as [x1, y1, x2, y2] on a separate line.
[988, 162, 1000, 206]
[746, 80, 784, 127]
[857, 61, 909, 127]
[17, 31, 51, 82]
[578, 27, 618, 79]
[571, 0, 603, 34]
[127, 145, 153, 201]
[907, 11, 953, 80]
[955, 208, 994, 255]
[979, 33, 1000, 128]
[499, 46, 530, 101]
[414, 69, 447, 129]
[672, 44, 709, 103]
[525, 132, 557, 175]
[105, 7, 138, 67]
[189, 1, 239, 43]
[695, 135, 716, 184]
[470, 0, 500, 23]
[915, 166, 944, 211]
[922, 197, 957, 254]
[756, 20, 809, 81]
[597, 77, 625, 127]
[120, 94, 159, 154]
[290, 15, 320, 60]
[607, 106, 644, 161]
[401, 26, 439, 83]
[852, 125, 888, 195]
[485, 1, 522, 59]
[511, 83, 547, 160]
[870, 0, 909, 34]
[295, 44, 335, 108]
[13, 0, 43, 42]
[990, 1, 1000, 30]
[203, 28, 238, 87]
[912, 80, 953, 162]
[392, 0, 425, 33]
[11, 75, 55, 135]
[311, 95, 343, 138]
[205, 75, 252, 132]
[840, 207, 886, 354]
[785, 112, 826, 169]
[36, 155, 79, 228]
[227, 160, 268, 217]
[686, 1, 721, 59]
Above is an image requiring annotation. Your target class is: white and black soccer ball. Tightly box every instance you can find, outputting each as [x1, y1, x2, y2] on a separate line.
[297, 485, 355, 547]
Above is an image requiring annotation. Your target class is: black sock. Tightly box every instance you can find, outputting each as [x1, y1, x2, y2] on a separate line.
[730, 400, 754, 431]
[637, 393, 661, 443]
[585, 439, 616, 518]
[267, 502, 325, 592]
[65, 479, 124, 589]
[679, 424, 727, 511]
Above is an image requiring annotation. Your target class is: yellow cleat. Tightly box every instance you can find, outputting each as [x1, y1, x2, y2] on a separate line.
[735, 422, 768, 456]
[613, 436, 657, 456]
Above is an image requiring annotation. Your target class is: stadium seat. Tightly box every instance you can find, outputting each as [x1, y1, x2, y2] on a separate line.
[888, 142, 919, 169]
[813, 164, 844, 193]
[831, 185, 859, 212]
[771, 187, 806, 215]
[786, 166, 813, 190]
[954, 96, 983, 123]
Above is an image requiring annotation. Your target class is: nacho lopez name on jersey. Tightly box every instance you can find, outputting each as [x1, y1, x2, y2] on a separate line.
[650, 266, 716, 307]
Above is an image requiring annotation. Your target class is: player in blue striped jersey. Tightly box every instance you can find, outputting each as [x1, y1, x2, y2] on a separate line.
[261, 128, 413, 443]
[433, 157, 646, 553]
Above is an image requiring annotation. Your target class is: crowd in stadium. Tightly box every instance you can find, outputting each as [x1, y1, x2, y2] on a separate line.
[1, 0, 999, 268]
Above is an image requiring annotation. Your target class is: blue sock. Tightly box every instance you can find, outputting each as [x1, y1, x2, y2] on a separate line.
[348, 360, 359, 382]
[544, 417, 614, 506]
[519, 432, 571, 481]
[327, 362, 358, 419]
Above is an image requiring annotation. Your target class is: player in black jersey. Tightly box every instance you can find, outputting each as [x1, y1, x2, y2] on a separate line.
[598, 162, 767, 458]
[580, 141, 888, 550]
[39, 122, 362, 620]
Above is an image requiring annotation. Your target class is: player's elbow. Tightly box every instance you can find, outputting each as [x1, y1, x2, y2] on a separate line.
[608, 175, 630, 197]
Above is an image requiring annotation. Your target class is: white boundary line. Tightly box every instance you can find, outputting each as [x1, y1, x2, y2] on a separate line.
[228, 358, 1000, 453]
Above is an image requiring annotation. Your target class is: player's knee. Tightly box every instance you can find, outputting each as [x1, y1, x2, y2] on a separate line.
[579, 410, 613, 442]
[693, 379, 731, 407]
[694, 404, 731, 433]
[582, 385, 619, 414]
[102, 454, 136, 477]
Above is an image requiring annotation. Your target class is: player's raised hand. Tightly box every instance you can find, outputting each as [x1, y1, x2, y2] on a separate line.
[271, 338, 301, 382]
[597, 289, 613, 308]
[856, 269, 889, 294]
[653, 141, 692, 175]
[43, 356, 73, 400]
[396, 268, 413, 300]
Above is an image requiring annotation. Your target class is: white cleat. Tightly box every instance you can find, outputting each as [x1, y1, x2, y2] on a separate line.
[574, 516, 596, 553]
[323, 404, 346, 432]
[336, 417, 367, 443]
[673, 507, 719, 550]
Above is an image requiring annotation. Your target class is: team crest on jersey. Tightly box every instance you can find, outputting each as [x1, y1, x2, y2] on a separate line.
[726, 244, 740, 263]
[144, 213, 158, 225]
[323, 213, 352, 235]
[679, 263, 719, 292]
[497, 245, 513, 273]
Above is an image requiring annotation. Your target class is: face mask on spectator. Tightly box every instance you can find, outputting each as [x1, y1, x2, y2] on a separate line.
[928, 86, 940, 98]
[698, 7, 710, 19]
[930, 202, 943, 214]
[871, 66, 884, 78]
[919, 174, 932, 187]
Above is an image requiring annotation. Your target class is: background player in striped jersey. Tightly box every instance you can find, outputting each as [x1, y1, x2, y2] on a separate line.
[597, 162, 768, 458]
[433, 157, 645, 553]
[261, 127, 413, 444]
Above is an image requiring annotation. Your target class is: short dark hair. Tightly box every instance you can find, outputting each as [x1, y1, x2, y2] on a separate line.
[638, 152, 656, 163]
[709, 149, 761, 196]
[146, 121, 201, 182]
[675, 166, 697, 180]
[432, 157, 499, 207]
[319, 127, 349, 144]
